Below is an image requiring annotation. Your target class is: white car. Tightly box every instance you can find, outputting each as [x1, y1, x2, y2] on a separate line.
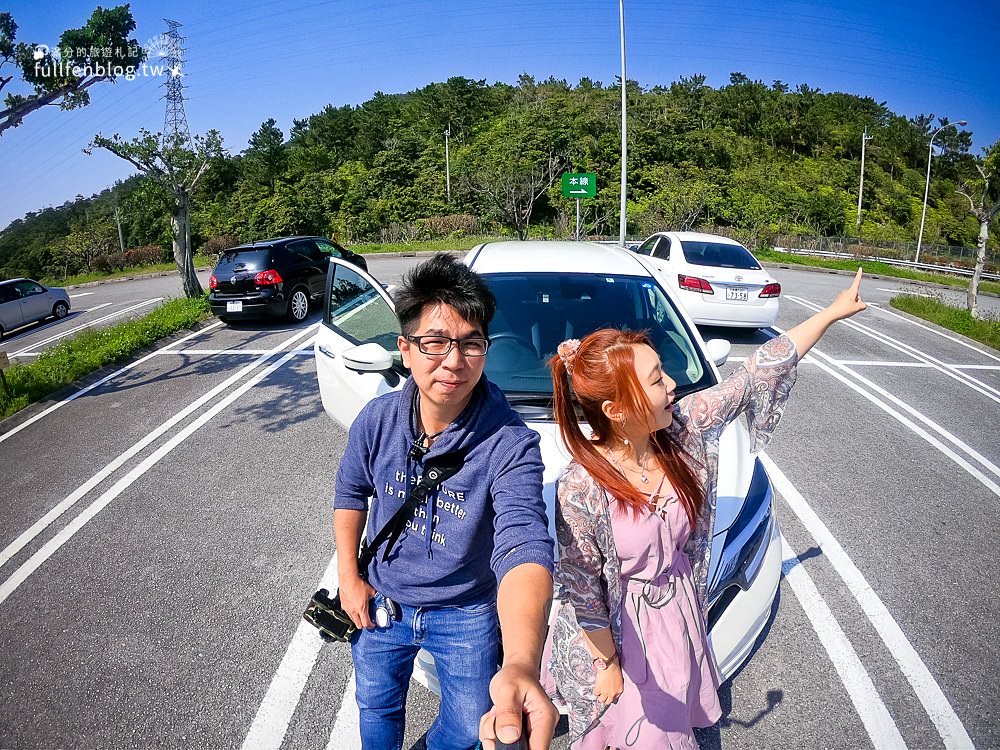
[314, 241, 782, 692]
[633, 231, 780, 328]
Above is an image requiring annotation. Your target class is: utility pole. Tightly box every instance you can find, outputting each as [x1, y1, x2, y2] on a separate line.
[856, 126, 872, 228]
[162, 19, 191, 146]
[618, 0, 628, 247]
[444, 124, 451, 203]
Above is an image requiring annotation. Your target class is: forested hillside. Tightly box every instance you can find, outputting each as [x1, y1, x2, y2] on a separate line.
[0, 72, 988, 280]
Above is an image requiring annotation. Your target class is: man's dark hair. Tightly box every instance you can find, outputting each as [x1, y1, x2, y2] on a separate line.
[393, 253, 496, 336]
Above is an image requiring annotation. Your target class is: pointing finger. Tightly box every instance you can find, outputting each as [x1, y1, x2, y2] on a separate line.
[851, 266, 863, 294]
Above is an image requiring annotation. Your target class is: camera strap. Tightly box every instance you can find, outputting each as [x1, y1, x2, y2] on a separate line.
[357, 448, 467, 573]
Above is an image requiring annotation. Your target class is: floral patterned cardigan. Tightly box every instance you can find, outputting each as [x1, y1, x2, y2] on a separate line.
[540, 334, 799, 741]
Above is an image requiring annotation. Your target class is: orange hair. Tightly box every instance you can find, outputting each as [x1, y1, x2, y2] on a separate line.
[550, 328, 704, 527]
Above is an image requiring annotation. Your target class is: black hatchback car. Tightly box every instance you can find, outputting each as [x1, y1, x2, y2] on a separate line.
[208, 236, 367, 323]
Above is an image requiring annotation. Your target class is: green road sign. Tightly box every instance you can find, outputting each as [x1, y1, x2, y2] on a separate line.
[562, 172, 596, 199]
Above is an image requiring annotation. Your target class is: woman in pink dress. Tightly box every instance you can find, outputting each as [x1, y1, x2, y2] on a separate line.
[541, 270, 867, 749]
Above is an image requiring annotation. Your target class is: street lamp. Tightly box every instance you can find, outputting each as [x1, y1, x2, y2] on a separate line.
[444, 125, 451, 203]
[618, 0, 627, 247]
[915, 119, 967, 262]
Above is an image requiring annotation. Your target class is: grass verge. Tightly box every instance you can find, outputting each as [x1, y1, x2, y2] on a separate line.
[40, 254, 215, 287]
[890, 294, 1000, 351]
[756, 248, 1000, 297]
[0, 295, 211, 420]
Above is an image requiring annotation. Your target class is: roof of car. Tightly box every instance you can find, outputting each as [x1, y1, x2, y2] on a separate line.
[655, 231, 745, 246]
[468, 240, 652, 276]
[0, 277, 30, 285]
[228, 236, 328, 250]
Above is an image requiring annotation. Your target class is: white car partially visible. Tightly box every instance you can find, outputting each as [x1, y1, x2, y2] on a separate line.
[633, 231, 780, 328]
[314, 241, 782, 694]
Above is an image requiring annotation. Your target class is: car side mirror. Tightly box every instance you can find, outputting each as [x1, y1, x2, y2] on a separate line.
[342, 342, 394, 373]
[705, 338, 732, 367]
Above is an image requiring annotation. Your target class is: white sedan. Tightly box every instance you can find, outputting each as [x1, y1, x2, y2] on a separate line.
[314, 241, 782, 692]
[633, 231, 780, 328]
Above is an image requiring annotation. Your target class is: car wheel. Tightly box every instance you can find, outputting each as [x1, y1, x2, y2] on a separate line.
[287, 288, 310, 322]
[52, 301, 69, 319]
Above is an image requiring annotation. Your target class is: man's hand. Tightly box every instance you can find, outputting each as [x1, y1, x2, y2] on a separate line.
[478, 663, 558, 750]
[339, 575, 375, 630]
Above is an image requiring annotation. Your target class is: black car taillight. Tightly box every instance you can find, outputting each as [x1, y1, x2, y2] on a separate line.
[678, 274, 714, 294]
[759, 283, 781, 298]
[254, 269, 283, 286]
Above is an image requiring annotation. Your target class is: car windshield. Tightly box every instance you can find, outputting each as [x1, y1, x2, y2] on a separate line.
[680, 241, 761, 270]
[482, 272, 713, 401]
[215, 249, 271, 273]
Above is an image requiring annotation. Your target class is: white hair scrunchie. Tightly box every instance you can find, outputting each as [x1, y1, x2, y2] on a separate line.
[557, 338, 581, 375]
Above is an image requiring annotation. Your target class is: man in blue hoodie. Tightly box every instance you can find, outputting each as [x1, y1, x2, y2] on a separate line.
[334, 254, 557, 750]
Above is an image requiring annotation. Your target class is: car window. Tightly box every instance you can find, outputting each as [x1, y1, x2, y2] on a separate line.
[635, 237, 658, 256]
[325, 263, 401, 364]
[14, 280, 43, 297]
[287, 240, 321, 262]
[482, 272, 710, 400]
[315, 240, 344, 259]
[651, 237, 671, 260]
[215, 249, 271, 274]
[680, 241, 761, 269]
[0, 284, 17, 304]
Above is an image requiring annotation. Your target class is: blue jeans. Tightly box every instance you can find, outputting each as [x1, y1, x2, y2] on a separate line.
[351, 593, 499, 750]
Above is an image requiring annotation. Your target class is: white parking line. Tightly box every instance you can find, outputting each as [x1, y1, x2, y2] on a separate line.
[871, 304, 1000, 364]
[326, 673, 361, 750]
[0, 322, 224, 445]
[83, 302, 113, 313]
[876, 287, 936, 298]
[0, 324, 316, 570]
[786, 295, 1000, 405]
[10, 298, 163, 356]
[68, 292, 95, 298]
[780, 533, 906, 749]
[157, 348, 315, 355]
[767, 455, 973, 749]
[241, 553, 342, 750]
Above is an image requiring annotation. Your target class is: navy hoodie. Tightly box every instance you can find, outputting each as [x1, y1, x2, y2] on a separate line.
[334, 375, 554, 607]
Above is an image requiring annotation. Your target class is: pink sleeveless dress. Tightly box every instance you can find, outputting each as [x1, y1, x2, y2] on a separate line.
[576, 477, 722, 750]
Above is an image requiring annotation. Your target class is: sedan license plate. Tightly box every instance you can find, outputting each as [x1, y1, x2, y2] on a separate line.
[226, 301, 243, 313]
[726, 287, 749, 302]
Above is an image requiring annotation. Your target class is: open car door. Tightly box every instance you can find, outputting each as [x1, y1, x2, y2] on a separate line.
[314, 258, 406, 430]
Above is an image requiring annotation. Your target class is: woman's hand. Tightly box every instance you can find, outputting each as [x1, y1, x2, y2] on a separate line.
[339, 576, 376, 630]
[592, 662, 624, 705]
[785, 267, 868, 358]
[826, 267, 868, 321]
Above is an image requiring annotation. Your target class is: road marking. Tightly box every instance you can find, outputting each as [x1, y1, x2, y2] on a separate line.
[326, 671, 361, 750]
[876, 287, 936, 298]
[68, 292, 95, 298]
[767, 455, 973, 749]
[780, 533, 907, 749]
[0, 322, 223, 446]
[82, 302, 113, 313]
[954, 364, 1000, 370]
[242, 553, 342, 750]
[158, 348, 315, 355]
[786, 295, 1000, 405]
[871, 304, 1000, 364]
[10, 298, 163, 356]
[783, 342, 1000, 496]
[0, 324, 316, 570]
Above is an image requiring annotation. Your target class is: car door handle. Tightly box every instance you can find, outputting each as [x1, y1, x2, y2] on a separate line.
[317, 345, 337, 359]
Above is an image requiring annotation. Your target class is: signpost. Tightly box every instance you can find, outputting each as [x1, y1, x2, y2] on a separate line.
[561, 172, 597, 240]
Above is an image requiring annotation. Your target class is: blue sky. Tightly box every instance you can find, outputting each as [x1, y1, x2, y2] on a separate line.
[1, 0, 997, 231]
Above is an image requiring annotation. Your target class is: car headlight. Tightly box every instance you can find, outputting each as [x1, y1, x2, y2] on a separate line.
[706, 458, 773, 631]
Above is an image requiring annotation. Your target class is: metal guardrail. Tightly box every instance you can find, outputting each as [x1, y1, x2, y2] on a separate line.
[772, 246, 1000, 282]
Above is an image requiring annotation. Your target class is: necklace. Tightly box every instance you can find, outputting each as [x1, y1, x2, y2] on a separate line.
[607, 445, 654, 483]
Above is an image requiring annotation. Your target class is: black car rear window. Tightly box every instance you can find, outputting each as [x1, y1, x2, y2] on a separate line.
[215, 249, 272, 274]
[680, 241, 761, 269]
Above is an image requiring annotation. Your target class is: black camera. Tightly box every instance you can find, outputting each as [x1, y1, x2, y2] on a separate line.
[303, 588, 357, 643]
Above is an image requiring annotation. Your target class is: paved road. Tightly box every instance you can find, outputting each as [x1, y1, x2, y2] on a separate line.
[1, 259, 997, 749]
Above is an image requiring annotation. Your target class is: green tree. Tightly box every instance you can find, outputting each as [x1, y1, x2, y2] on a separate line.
[243, 118, 288, 190]
[86, 129, 225, 297]
[956, 140, 1000, 318]
[0, 6, 144, 135]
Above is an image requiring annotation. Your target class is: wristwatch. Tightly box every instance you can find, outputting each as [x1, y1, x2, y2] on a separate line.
[591, 652, 619, 671]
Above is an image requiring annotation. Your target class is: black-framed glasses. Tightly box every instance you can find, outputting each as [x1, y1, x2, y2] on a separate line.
[405, 335, 491, 357]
